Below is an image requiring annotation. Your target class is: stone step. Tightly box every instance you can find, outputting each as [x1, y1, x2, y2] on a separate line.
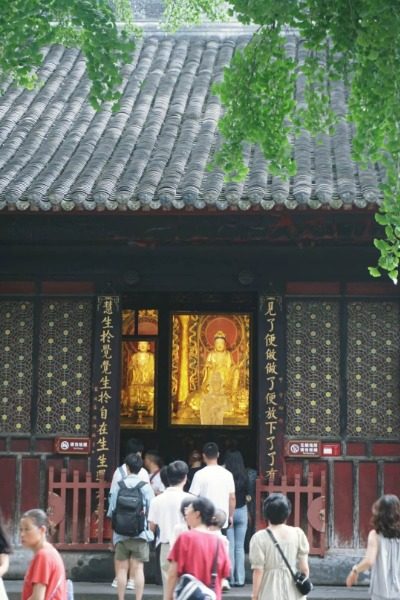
[4, 581, 369, 600]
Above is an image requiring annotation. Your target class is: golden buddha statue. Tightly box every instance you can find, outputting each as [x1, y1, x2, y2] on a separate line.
[183, 330, 240, 424]
[127, 341, 155, 419]
[171, 314, 250, 426]
[201, 331, 239, 404]
[200, 371, 228, 425]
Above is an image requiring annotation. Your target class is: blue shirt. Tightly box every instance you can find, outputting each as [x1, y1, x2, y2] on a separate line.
[107, 473, 155, 544]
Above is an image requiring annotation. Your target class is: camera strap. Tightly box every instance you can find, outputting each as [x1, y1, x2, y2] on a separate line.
[266, 528, 297, 582]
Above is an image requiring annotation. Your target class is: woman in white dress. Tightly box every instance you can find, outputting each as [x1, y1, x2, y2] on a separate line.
[249, 493, 310, 600]
[346, 494, 400, 599]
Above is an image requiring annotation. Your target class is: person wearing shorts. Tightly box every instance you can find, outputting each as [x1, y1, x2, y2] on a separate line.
[115, 538, 150, 563]
[108, 454, 154, 600]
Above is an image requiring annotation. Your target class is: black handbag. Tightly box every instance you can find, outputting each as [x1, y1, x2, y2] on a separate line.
[266, 529, 313, 596]
[174, 539, 220, 600]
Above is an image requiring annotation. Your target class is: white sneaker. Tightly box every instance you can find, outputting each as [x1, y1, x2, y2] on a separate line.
[126, 580, 136, 590]
[222, 579, 231, 592]
[111, 579, 117, 588]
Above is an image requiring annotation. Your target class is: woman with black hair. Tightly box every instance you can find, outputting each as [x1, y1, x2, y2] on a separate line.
[20, 509, 67, 600]
[224, 450, 249, 587]
[249, 493, 310, 600]
[166, 497, 230, 600]
[346, 494, 400, 599]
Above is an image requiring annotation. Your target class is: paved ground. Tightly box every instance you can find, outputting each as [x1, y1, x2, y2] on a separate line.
[4, 581, 370, 600]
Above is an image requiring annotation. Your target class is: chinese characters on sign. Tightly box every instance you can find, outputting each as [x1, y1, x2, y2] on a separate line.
[54, 437, 91, 454]
[91, 296, 120, 482]
[264, 297, 281, 481]
[286, 440, 321, 457]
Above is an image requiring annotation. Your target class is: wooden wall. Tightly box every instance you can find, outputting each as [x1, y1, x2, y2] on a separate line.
[285, 441, 400, 549]
[0, 437, 90, 542]
[2, 436, 399, 549]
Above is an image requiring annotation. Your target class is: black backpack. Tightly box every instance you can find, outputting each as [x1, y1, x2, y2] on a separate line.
[112, 479, 147, 537]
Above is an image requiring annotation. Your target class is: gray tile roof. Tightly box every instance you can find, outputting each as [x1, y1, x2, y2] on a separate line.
[0, 34, 382, 212]
[131, 0, 164, 21]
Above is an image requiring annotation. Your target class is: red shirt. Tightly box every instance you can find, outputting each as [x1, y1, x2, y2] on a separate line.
[22, 544, 67, 600]
[168, 529, 230, 600]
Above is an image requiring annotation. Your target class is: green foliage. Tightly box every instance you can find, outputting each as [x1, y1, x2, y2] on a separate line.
[163, 0, 228, 29]
[213, 27, 297, 180]
[0, 0, 137, 109]
[169, 0, 400, 283]
[2, 0, 400, 282]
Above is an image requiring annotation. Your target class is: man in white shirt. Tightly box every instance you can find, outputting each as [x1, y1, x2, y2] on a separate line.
[148, 460, 192, 594]
[110, 461, 149, 492]
[144, 449, 165, 496]
[189, 442, 236, 530]
[110, 439, 150, 494]
[189, 442, 235, 592]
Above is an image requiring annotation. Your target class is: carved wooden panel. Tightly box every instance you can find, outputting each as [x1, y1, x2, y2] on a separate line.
[286, 300, 340, 437]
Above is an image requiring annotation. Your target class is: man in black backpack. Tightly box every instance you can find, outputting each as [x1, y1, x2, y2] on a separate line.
[109, 438, 150, 590]
[108, 453, 155, 600]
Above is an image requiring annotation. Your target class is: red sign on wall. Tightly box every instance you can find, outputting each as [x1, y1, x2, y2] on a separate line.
[54, 437, 91, 454]
[321, 442, 341, 456]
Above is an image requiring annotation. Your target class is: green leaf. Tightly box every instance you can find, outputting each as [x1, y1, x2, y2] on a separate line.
[0, 0, 137, 108]
[368, 267, 381, 278]
[375, 212, 389, 226]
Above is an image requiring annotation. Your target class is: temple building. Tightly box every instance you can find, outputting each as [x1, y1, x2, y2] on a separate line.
[0, 1, 399, 582]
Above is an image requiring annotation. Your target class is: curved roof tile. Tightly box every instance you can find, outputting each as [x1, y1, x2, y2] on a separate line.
[0, 34, 381, 211]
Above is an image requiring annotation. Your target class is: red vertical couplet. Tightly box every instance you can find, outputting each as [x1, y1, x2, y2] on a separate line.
[91, 296, 121, 482]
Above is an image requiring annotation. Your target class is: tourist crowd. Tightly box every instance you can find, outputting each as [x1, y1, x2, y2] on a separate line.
[1, 438, 399, 600]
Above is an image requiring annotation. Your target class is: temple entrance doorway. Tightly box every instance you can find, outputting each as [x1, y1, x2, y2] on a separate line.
[117, 291, 259, 472]
[119, 426, 257, 471]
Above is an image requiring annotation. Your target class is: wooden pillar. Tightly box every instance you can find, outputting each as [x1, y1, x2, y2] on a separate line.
[257, 294, 285, 480]
[91, 296, 121, 482]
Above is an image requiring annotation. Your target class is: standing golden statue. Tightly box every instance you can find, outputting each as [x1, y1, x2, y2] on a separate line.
[199, 331, 240, 425]
[127, 341, 155, 420]
[171, 313, 251, 426]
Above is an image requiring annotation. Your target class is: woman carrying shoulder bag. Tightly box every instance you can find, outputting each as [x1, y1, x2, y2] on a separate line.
[249, 493, 310, 600]
[165, 497, 230, 600]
